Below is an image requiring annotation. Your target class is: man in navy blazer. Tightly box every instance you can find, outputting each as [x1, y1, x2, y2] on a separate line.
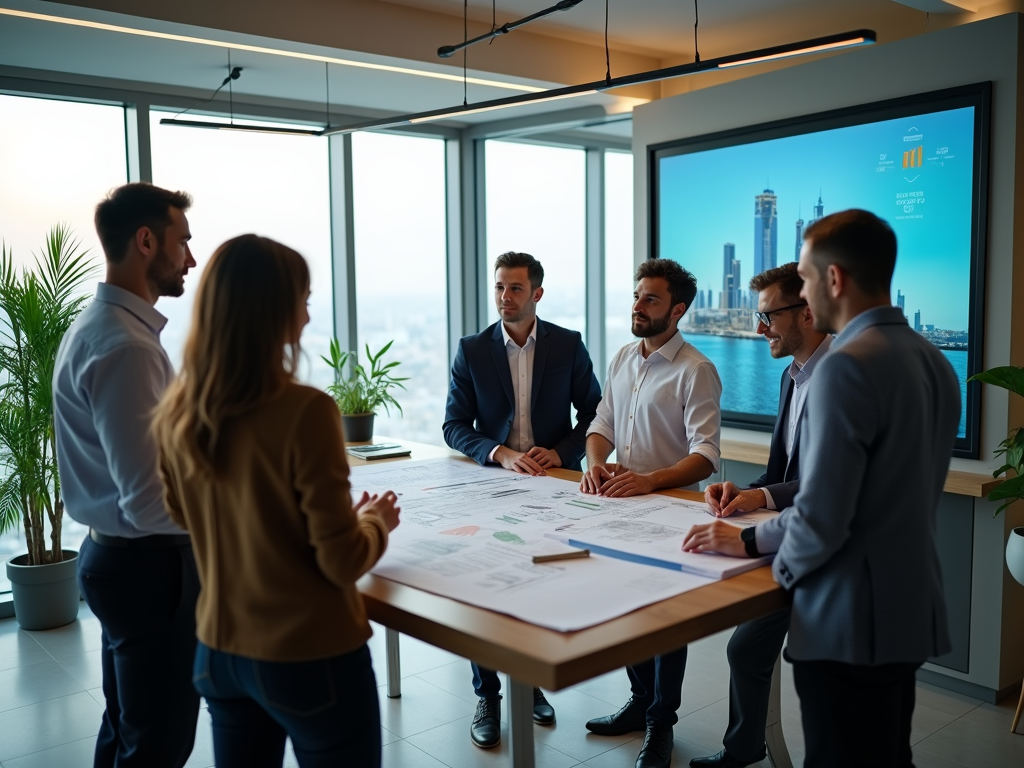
[443, 251, 601, 749]
[685, 263, 829, 768]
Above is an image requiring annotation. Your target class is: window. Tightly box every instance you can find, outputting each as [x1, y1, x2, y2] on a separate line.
[485, 141, 586, 337]
[351, 132, 448, 446]
[149, 112, 333, 388]
[0, 94, 127, 591]
[604, 151, 635, 369]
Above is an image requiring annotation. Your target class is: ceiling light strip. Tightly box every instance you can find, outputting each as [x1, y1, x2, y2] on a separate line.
[0, 7, 545, 93]
[157, 118, 322, 135]
[323, 29, 876, 136]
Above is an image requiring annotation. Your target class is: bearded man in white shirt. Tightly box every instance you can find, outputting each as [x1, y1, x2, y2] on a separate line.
[580, 258, 722, 768]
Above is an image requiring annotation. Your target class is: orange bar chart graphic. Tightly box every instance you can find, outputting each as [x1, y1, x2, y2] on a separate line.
[903, 145, 923, 168]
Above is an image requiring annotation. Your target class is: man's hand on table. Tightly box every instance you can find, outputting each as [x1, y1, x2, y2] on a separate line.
[596, 468, 655, 498]
[580, 462, 617, 494]
[705, 482, 767, 518]
[355, 490, 402, 532]
[494, 446, 547, 475]
[681, 520, 746, 557]
[526, 446, 562, 470]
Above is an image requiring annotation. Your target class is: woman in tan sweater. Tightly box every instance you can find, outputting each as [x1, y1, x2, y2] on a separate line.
[153, 234, 399, 768]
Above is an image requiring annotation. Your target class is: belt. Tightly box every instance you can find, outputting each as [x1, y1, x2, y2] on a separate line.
[89, 529, 191, 549]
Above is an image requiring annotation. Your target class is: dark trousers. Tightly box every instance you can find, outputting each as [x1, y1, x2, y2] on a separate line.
[77, 535, 201, 768]
[792, 657, 921, 768]
[627, 646, 689, 727]
[722, 608, 791, 762]
[193, 641, 382, 768]
[471, 662, 502, 698]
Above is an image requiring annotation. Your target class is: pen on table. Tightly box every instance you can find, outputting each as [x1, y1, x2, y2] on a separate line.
[532, 549, 591, 564]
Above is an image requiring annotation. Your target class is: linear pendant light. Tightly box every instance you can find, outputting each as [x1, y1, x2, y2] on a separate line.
[157, 118, 323, 135]
[322, 29, 876, 137]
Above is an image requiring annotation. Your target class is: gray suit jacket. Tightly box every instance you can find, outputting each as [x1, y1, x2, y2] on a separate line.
[772, 307, 960, 666]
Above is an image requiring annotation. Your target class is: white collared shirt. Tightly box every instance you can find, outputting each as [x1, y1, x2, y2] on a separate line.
[52, 283, 183, 537]
[588, 331, 722, 491]
[487, 319, 538, 461]
[762, 334, 832, 510]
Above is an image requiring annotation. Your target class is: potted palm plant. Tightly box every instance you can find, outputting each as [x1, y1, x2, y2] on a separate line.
[321, 338, 407, 442]
[0, 225, 95, 630]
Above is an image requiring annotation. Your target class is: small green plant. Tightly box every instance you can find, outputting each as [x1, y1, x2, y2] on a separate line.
[321, 338, 408, 416]
[0, 224, 96, 565]
[969, 366, 1024, 516]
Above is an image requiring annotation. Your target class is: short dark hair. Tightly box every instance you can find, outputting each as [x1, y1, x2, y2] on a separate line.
[803, 209, 896, 296]
[95, 183, 192, 264]
[635, 258, 698, 313]
[494, 251, 544, 289]
[750, 262, 804, 304]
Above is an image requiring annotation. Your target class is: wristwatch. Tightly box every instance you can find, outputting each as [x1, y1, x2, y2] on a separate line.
[740, 525, 761, 558]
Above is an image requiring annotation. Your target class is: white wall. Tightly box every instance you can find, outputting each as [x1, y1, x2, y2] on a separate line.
[632, 14, 1021, 474]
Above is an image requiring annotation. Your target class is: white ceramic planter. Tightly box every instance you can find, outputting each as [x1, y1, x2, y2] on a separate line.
[1006, 526, 1024, 587]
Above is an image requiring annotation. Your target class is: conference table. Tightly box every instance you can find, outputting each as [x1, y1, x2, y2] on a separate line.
[352, 438, 793, 768]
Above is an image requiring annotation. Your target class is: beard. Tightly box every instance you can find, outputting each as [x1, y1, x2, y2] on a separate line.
[808, 282, 837, 335]
[631, 309, 672, 338]
[499, 302, 534, 324]
[147, 243, 185, 298]
[768, 322, 804, 359]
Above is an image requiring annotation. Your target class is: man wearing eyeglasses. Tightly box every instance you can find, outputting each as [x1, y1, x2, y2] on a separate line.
[684, 261, 829, 768]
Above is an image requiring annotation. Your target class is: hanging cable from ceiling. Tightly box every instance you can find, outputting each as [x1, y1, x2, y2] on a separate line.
[168, 56, 243, 120]
[438, 0, 586, 58]
[693, 0, 700, 64]
[604, 0, 611, 85]
[463, 0, 468, 106]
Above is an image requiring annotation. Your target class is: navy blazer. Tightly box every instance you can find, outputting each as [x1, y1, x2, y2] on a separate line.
[442, 319, 601, 471]
[747, 369, 801, 510]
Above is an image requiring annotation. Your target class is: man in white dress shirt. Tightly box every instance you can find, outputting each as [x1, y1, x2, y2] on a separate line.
[581, 258, 722, 768]
[53, 183, 198, 768]
[443, 251, 602, 748]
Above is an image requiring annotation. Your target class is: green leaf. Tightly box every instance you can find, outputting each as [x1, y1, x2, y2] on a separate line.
[968, 366, 1024, 398]
[988, 473, 1024, 503]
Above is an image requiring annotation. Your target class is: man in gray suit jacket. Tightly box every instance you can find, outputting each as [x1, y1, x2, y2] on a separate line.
[685, 262, 829, 768]
[775, 209, 959, 767]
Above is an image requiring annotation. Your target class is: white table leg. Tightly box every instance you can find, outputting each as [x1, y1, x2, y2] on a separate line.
[765, 653, 792, 768]
[385, 628, 401, 699]
[508, 676, 536, 768]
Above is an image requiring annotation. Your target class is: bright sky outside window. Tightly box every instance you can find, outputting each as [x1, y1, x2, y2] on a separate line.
[149, 111, 333, 388]
[0, 94, 127, 591]
[604, 151, 635, 369]
[485, 141, 586, 340]
[352, 131, 448, 446]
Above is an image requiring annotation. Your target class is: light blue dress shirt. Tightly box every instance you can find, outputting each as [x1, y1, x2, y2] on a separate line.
[53, 283, 184, 537]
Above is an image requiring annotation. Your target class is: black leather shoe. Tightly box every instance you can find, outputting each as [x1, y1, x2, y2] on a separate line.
[533, 688, 556, 725]
[689, 748, 766, 768]
[585, 695, 648, 736]
[470, 696, 502, 748]
[636, 725, 674, 768]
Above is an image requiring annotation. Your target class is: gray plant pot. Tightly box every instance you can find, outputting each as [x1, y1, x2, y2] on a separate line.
[6, 549, 80, 630]
[342, 412, 375, 442]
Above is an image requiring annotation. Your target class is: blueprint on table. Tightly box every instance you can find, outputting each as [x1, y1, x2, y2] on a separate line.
[350, 458, 777, 632]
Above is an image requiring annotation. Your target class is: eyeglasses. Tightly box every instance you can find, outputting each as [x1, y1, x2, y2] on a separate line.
[753, 302, 807, 328]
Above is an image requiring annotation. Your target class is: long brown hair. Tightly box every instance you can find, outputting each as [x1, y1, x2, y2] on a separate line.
[154, 234, 310, 477]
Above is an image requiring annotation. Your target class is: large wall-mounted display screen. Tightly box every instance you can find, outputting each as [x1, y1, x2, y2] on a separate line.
[650, 83, 990, 457]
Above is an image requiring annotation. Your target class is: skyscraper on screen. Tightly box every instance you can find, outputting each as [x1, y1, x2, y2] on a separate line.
[754, 189, 778, 275]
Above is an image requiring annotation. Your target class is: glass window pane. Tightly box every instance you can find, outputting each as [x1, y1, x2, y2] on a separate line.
[352, 132, 448, 446]
[150, 112, 333, 388]
[604, 151, 635, 369]
[485, 141, 586, 337]
[0, 94, 127, 591]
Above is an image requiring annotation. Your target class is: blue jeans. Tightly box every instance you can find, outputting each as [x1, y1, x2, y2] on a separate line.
[192, 642, 382, 768]
[471, 662, 502, 698]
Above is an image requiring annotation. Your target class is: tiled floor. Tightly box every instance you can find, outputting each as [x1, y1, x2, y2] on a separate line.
[1, 604, 1022, 767]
